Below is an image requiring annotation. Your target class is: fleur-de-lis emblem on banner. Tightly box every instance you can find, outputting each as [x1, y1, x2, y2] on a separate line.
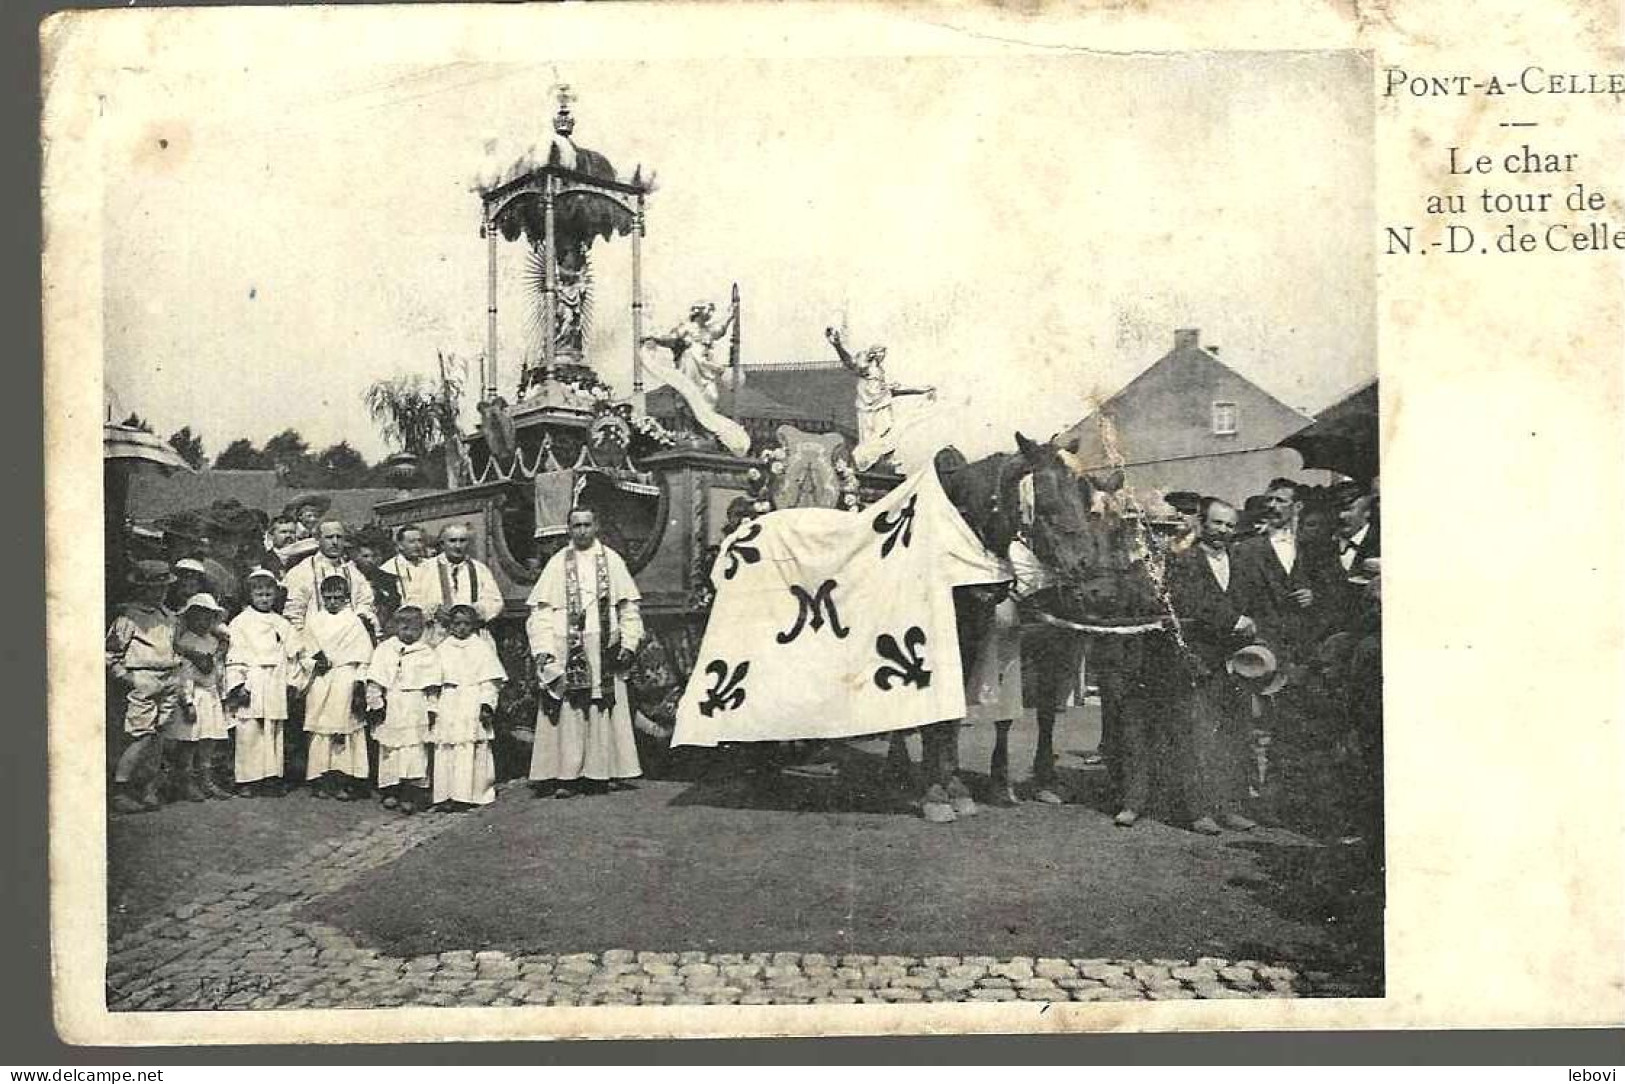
[722, 521, 763, 581]
[698, 659, 750, 717]
[874, 626, 931, 691]
[872, 495, 918, 558]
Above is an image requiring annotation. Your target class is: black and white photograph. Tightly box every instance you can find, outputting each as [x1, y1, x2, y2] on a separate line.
[71, 16, 1387, 1034]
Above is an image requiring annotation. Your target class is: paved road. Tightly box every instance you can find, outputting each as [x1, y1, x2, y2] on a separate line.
[106, 786, 1364, 1011]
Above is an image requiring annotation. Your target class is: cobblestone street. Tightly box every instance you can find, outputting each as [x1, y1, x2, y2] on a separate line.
[106, 786, 1369, 1011]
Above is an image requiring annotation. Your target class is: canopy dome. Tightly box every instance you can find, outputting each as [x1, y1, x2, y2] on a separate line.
[479, 91, 645, 250]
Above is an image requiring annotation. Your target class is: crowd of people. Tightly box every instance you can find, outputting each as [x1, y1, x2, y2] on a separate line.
[107, 474, 1382, 845]
[105, 497, 649, 816]
[1089, 475, 1382, 842]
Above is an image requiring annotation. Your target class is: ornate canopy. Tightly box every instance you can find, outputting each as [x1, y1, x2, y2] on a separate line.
[474, 86, 654, 409]
[477, 89, 650, 251]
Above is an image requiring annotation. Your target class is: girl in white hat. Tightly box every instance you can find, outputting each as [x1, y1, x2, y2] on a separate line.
[224, 570, 303, 795]
[170, 594, 234, 801]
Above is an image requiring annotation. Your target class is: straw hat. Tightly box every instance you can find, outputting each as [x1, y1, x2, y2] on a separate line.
[1226, 644, 1287, 697]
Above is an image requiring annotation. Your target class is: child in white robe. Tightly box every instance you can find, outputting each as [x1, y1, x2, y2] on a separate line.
[364, 605, 440, 814]
[431, 604, 506, 809]
[170, 594, 234, 801]
[302, 575, 374, 799]
[225, 570, 303, 795]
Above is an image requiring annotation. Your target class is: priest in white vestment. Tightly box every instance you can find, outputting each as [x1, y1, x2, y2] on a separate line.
[525, 507, 644, 796]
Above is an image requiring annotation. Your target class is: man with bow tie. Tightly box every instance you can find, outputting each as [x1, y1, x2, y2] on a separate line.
[1334, 485, 1380, 578]
[426, 523, 503, 645]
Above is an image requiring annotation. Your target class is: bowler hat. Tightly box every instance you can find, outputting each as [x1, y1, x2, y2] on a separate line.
[1165, 491, 1202, 516]
[127, 560, 175, 587]
[1226, 644, 1288, 696]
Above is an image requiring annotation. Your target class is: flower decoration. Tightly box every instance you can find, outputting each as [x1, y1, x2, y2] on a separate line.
[628, 412, 677, 449]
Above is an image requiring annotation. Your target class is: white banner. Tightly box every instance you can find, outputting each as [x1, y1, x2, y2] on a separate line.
[673, 466, 1009, 746]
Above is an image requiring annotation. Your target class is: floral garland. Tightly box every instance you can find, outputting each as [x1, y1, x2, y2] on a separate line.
[833, 456, 863, 511]
[744, 446, 866, 514]
[586, 399, 677, 462]
[627, 411, 678, 450]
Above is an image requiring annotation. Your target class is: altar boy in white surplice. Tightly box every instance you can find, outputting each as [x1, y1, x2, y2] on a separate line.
[224, 569, 304, 796]
[431, 604, 506, 809]
[525, 507, 644, 798]
[301, 575, 374, 799]
[365, 605, 441, 814]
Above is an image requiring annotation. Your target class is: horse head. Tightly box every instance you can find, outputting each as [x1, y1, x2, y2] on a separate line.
[1016, 433, 1164, 623]
[1014, 432, 1097, 583]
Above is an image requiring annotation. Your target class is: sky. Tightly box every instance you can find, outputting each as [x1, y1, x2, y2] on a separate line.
[101, 50, 1374, 463]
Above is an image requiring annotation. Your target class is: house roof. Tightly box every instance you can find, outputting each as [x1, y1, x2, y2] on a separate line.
[1056, 330, 1315, 467]
[1060, 342, 1310, 443]
[127, 470, 424, 535]
[127, 470, 284, 523]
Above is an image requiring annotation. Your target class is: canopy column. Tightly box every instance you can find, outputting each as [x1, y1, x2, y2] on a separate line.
[484, 208, 498, 400]
[541, 179, 558, 381]
[631, 193, 646, 415]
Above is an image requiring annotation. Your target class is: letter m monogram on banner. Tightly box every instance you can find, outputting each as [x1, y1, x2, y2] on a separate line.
[776, 579, 850, 644]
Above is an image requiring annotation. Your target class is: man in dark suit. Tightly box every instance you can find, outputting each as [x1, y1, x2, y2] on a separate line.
[1167, 497, 1266, 834]
[1231, 478, 1354, 831]
[1334, 485, 1380, 578]
[1231, 478, 1346, 663]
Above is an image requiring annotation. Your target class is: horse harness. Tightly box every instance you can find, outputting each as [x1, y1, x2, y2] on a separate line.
[981, 455, 1166, 638]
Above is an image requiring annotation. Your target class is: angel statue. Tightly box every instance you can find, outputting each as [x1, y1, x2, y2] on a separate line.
[642, 298, 737, 408]
[636, 294, 750, 457]
[825, 326, 936, 471]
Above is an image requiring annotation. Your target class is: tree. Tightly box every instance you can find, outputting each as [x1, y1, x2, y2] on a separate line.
[167, 426, 206, 470]
[214, 438, 270, 470]
[314, 441, 370, 488]
[365, 355, 466, 486]
[262, 428, 311, 471]
[120, 413, 154, 433]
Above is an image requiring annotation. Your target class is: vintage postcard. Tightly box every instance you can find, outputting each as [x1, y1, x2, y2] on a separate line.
[42, 1, 1624, 1044]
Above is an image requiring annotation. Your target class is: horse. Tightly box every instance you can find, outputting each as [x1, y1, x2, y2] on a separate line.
[886, 432, 1170, 823]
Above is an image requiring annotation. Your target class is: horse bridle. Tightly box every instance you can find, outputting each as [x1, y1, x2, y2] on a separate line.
[988, 454, 1169, 637]
[984, 454, 1030, 557]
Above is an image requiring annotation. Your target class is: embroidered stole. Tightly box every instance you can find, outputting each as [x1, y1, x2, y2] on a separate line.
[437, 559, 479, 609]
[562, 548, 614, 708]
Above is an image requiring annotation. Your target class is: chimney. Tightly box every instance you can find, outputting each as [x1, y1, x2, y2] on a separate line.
[1174, 328, 1200, 350]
